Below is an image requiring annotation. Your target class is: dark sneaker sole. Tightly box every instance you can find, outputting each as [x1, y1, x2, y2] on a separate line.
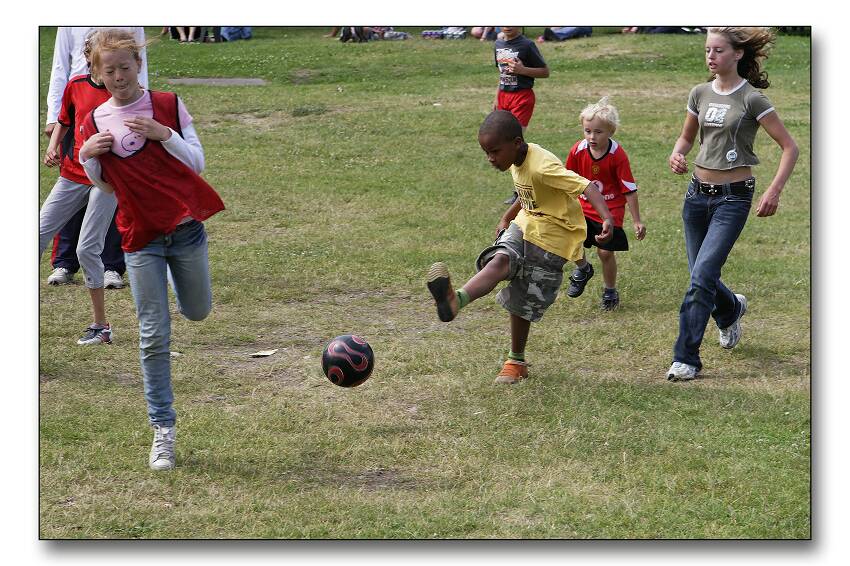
[566, 266, 594, 298]
[427, 262, 456, 322]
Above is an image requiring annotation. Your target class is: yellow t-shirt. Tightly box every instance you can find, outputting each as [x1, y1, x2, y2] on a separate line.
[511, 143, 590, 261]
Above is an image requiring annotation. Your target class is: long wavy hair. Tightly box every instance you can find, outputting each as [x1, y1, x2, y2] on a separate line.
[707, 27, 776, 89]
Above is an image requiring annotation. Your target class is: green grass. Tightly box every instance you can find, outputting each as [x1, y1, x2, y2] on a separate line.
[38, 27, 810, 539]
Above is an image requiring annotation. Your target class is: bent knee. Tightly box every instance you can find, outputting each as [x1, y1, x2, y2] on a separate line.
[76, 244, 100, 264]
[487, 252, 511, 270]
[180, 303, 211, 321]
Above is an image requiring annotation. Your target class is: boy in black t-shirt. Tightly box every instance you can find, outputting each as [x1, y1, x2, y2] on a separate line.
[493, 27, 549, 131]
[493, 27, 550, 204]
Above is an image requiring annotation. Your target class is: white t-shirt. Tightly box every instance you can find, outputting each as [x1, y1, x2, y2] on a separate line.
[45, 27, 148, 125]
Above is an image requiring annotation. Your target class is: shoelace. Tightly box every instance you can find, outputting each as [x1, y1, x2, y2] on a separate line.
[152, 430, 175, 461]
[82, 325, 108, 338]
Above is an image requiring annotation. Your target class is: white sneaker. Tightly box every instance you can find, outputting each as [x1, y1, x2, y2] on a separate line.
[104, 270, 125, 289]
[667, 362, 699, 381]
[719, 294, 748, 349]
[47, 267, 74, 285]
[76, 323, 112, 345]
[149, 424, 176, 471]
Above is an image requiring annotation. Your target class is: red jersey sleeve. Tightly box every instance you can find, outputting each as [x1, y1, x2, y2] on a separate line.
[615, 147, 638, 194]
[565, 141, 580, 173]
[57, 81, 75, 127]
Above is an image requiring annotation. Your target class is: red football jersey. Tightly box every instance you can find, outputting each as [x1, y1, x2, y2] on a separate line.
[56, 74, 110, 185]
[566, 139, 638, 227]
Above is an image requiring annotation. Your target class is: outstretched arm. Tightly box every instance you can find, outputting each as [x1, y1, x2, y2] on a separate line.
[582, 182, 614, 243]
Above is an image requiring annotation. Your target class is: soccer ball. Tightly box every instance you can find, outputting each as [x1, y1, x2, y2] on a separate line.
[321, 335, 374, 387]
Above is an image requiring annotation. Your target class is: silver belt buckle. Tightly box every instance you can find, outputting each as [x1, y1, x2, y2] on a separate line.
[705, 184, 719, 196]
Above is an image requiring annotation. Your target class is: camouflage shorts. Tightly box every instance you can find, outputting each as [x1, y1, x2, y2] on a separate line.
[475, 222, 567, 322]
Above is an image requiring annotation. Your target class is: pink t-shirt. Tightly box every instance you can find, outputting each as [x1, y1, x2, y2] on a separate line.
[93, 90, 193, 158]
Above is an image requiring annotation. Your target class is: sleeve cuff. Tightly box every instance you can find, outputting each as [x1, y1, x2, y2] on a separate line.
[756, 107, 776, 121]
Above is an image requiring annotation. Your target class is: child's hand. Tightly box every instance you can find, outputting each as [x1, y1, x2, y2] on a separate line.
[595, 219, 613, 244]
[505, 59, 525, 75]
[124, 116, 172, 142]
[80, 132, 114, 161]
[43, 147, 61, 167]
[633, 221, 646, 241]
[669, 152, 688, 175]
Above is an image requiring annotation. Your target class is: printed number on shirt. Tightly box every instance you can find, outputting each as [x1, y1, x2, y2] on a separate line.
[704, 103, 730, 127]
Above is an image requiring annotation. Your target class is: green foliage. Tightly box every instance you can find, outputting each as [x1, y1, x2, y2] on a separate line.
[39, 27, 810, 539]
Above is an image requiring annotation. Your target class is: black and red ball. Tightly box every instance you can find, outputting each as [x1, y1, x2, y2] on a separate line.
[321, 335, 374, 387]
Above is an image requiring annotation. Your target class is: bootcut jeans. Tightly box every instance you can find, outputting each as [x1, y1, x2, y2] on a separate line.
[673, 177, 754, 370]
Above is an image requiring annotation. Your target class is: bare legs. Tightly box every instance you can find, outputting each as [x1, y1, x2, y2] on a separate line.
[461, 253, 510, 301]
[597, 248, 618, 288]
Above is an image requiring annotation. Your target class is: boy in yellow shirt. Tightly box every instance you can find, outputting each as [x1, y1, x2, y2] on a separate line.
[428, 110, 614, 384]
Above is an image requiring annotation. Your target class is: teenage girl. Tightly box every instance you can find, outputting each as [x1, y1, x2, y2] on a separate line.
[79, 29, 225, 470]
[666, 27, 798, 381]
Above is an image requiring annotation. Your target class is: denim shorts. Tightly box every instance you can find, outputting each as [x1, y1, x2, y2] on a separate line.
[475, 222, 567, 322]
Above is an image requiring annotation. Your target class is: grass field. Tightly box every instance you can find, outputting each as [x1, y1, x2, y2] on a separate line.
[38, 27, 810, 539]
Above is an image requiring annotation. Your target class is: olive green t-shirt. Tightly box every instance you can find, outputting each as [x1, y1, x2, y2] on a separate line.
[687, 79, 775, 170]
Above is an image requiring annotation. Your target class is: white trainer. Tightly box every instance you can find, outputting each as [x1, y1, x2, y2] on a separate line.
[149, 425, 176, 471]
[719, 294, 748, 349]
[47, 267, 74, 285]
[104, 270, 125, 289]
[666, 362, 699, 381]
[76, 323, 112, 345]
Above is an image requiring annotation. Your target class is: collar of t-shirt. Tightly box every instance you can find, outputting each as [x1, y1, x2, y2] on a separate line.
[710, 78, 748, 96]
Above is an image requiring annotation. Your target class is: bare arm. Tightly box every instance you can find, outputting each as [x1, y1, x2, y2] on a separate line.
[496, 197, 523, 235]
[582, 183, 614, 243]
[43, 123, 69, 167]
[669, 113, 699, 175]
[754, 111, 799, 217]
[506, 59, 550, 78]
[624, 191, 646, 240]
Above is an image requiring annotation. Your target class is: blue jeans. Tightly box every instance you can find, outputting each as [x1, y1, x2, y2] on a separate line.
[673, 178, 754, 369]
[125, 220, 212, 426]
[221, 27, 252, 41]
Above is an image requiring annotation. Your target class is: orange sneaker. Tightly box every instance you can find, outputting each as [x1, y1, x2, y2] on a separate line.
[494, 360, 528, 384]
[427, 262, 459, 322]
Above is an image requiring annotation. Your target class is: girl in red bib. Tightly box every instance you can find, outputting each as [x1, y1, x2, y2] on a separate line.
[79, 29, 225, 471]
